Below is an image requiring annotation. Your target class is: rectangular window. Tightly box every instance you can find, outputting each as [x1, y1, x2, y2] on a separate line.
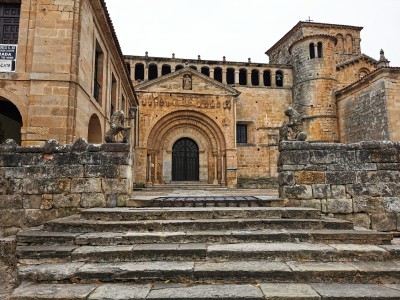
[0, 3, 20, 44]
[93, 42, 104, 104]
[236, 124, 247, 144]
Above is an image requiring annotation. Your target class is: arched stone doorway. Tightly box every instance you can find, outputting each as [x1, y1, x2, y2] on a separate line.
[146, 110, 227, 186]
[0, 99, 22, 144]
[87, 114, 102, 143]
[172, 138, 199, 181]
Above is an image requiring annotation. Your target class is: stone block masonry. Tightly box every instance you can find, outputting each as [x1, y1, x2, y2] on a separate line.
[0, 138, 132, 237]
[279, 141, 400, 231]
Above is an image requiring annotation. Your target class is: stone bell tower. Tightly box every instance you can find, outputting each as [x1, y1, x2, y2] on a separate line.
[289, 34, 339, 142]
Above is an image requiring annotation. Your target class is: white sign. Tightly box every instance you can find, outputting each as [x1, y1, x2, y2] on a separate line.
[0, 44, 17, 72]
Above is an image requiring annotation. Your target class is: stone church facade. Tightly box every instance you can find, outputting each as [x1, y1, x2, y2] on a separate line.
[125, 21, 399, 188]
[0, 1, 399, 189]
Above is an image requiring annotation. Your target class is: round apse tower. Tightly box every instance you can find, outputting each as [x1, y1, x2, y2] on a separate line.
[289, 35, 339, 142]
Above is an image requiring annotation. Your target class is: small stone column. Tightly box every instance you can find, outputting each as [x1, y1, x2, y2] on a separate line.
[221, 154, 226, 184]
[258, 71, 263, 86]
[130, 65, 135, 81]
[210, 69, 214, 80]
[213, 152, 218, 185]
[144, 65, 149, 81]
[247, 70, 252, 86]
[146, 154, 152, 186]
[154, 152, 158, 184]
[222, 68, 227, 84]
[235, 70, 239, 85]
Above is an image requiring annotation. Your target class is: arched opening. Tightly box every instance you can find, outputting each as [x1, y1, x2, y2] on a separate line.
[226, 68, 235, 84]
[148, 64, 158, 80]
[346, 34, 353, 53]
[317, 42, 323, 58]
[263, 70, 271, 86]
[161, 64, 171, 76]
[309, 42, 315, 59]
[0, 99, 22, 145]
[201, 66, 210, 76]
[87, 114, 102, 144]
[214, 67, 222, 82]
[239, 69, 247, 85]
[275, 70, 283, 87]
[190, 65, 197, 70]
[359, 68, 370, 79]
[336, 34, 344, 52]
[175, 65, 184, 71]
[134, 63, 144, 81]
[172, 137, 199, 181]
[251, 69, 259, 86]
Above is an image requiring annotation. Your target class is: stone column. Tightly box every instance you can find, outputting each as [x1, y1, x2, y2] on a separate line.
[130, 64, 135, 81]
[144, 65, 149, 81]
[154, 152, 158, 184]
[222, 68, 227, 84]
[259, 71, 263, 86]
[158, 66, 162, 78]
[221, 154, 226, 184]
[146, 154, 152, 186]
[247, 70, 252, 86]
[213, 152, 218, 185]
[235, 70, 239, 85]
[210, 68, 214, 80]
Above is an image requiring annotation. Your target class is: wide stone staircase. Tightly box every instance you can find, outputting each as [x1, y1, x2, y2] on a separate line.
[9, 196, 400, 299]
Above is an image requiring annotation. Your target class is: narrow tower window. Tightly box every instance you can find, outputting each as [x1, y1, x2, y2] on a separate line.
[263, 70, 271, 86]
[275, 71, 283, 87]
[317, 42, 323, 58]
[309, 43, 315, 59]
[201, 66, 210, 76]
[148, 64, 158, 80]
[134, 63, 144, 80]
[239, 69, 247, 85]
[214, 67, 222, 82]
[251, 69, 259, 86]
[226, 68, 235, 84]
[161, 64, 171, 75]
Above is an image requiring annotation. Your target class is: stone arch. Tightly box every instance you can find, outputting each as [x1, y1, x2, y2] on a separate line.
[146, 110, 227, 184]
[336, 34, 344, 52]
[358, 68, 370, 79]
[87, 113, 102, 143]
[346, 34, 353, 53]
[0, 89, 27, 145]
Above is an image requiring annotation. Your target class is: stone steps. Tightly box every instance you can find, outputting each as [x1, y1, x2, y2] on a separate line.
[127, 196, 284, 208]
[10, 282, 400, 299]
[16, 242, 396, 264]
[17, 229, 393, 246]
[82, 207, 321, 221]
[17, 260, 400, 284]
[43, 215, 354, 233]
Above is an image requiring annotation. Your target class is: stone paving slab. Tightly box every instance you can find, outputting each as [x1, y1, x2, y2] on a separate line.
[19, 262, 85, 282]
[9, 283, 98, 300]
[310, 283, 400, 298]
[260, 283, 321, 299]
[88, 284, 152, 300]
[146, 284, 264, 299]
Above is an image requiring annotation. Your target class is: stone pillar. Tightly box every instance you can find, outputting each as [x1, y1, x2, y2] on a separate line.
[222, 68, 227, 84]
[259, 71, 263, 86]
[247, 70, 252, 86]
[154, 152, 158, 184]
[144, 65, 149, 81]
[210, 69, 214, 80]
[235, 70, 239, 85]
[221, 154, 226, 184]
[146, 154, 152, 186]
[130, 64, 135, 81]
[158, 67, 162, 78]
[213, 152, 218, 185]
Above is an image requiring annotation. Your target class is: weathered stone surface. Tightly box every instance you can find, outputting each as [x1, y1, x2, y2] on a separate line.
[278, 171, 295, 186]
[326, 199, 353, 214]
[330, 185, 346, 199]
[384, 197, 400, 212]
[147, 284, 264, 299]
[353, 196, 385, 213]
[81, 193, 106, 208]
[310, 150, 336, 165]
[279, 150, 310, 165]
[260, 283, 320, 299]
[18, 262, 85, 281]
[71, 178, 102, 193]
[326, 171, 356, 184]
[300, 200, 322, 210]
[370, 213, 397, 231]
[10, 283, 97, 300]
[295, 171, 325, 185]
[89, 284, 151, 300]
[335, 213, 371, 229]
[53, 194, 81, 208]
[282, 185, 312, 199]
[312, 184, 330, 199]
[102, 179, 130, 194]
[311, 283, 400, 298]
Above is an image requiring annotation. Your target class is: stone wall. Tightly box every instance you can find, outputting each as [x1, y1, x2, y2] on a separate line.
[0, 139, 132, 237]
[279, 141, 400, 231]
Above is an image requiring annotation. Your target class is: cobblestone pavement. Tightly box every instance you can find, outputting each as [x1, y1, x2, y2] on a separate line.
[0, 262, 17, 300]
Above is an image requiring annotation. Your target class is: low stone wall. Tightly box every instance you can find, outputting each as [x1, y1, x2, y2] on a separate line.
[0, 139, 132, 237]
[279, 141, 400, 231]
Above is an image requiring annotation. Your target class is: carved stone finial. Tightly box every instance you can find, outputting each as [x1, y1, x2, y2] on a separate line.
[248, 58, 251, 63]
[377, 49, 390, 68]
[279, 107, 307, 142]
[223, 56, 226, 62]
[198, 55, 201, 60]
[172, 53, 175, 59]
[145, 51, 148, 58]
[105, 110, 130, 143]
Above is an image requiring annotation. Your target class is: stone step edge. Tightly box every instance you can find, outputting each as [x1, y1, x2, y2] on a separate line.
[17, 260, 400, 284]
[9, 282, 400, 299]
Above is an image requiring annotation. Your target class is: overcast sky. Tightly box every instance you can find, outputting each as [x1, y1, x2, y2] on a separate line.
[104, 0, 400, 66]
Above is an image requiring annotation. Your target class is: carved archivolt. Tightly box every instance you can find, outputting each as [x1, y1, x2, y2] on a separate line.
[147, 110, 226, 153]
